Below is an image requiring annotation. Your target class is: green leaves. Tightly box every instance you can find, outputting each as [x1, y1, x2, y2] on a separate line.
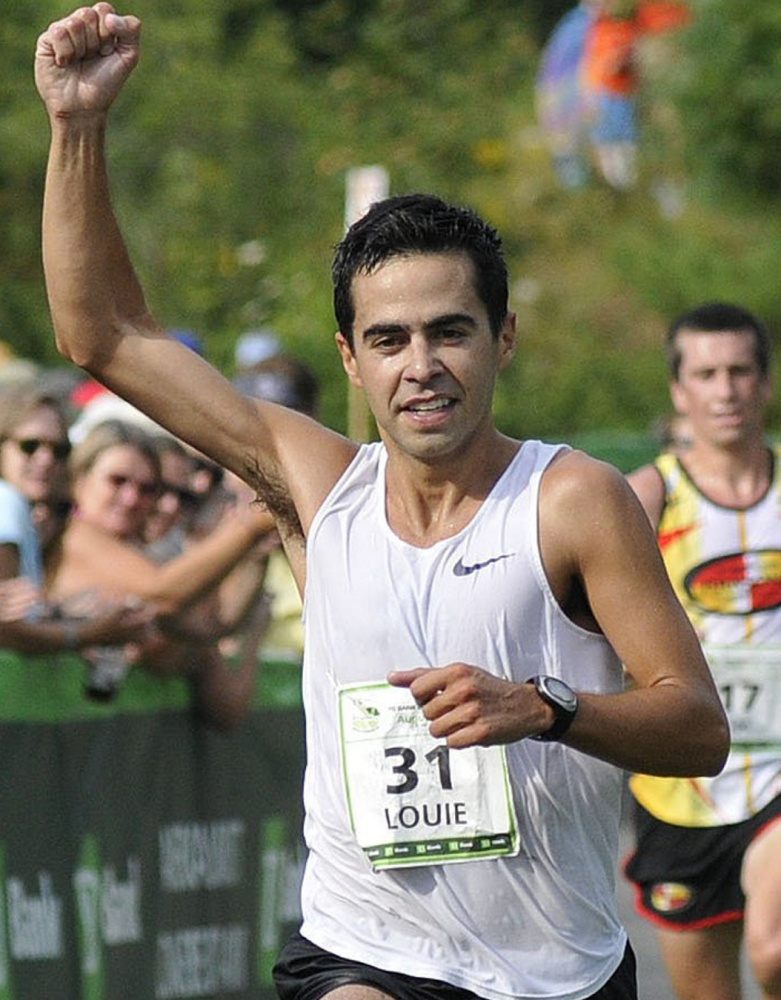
[6, 0, 781, 446]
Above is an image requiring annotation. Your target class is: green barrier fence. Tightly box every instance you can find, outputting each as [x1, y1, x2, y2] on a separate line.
[0, 650, 305, 1000]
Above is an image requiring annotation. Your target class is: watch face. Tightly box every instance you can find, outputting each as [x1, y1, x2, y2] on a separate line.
[542, 677, 578, 712]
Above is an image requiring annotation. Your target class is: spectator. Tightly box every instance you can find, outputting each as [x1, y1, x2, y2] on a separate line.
[145, 431, 278, 728]
[144, 434, 199, 553]
[0, 384, 152, 654]
[47, 419, 274, 715]
[0, 382, 71, 565]
[233, 354, 321, 416]
[186, 469, 279, 731]
[48, 419, 271, 618]
[145, 433, 274, 636]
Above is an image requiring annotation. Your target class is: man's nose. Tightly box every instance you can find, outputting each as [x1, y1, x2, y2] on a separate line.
[405, 337, 442, 380]
[714, 371, 736, 398]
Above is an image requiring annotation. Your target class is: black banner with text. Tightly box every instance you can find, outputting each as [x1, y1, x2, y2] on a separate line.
[0, 651, 305, 1000]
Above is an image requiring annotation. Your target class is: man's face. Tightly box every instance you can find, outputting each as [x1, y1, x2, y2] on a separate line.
[335, 252, 515, 464]
[671, 328, 771, 448]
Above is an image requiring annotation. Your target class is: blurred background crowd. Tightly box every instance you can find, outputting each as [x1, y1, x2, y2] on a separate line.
[0, 327, 318, 728]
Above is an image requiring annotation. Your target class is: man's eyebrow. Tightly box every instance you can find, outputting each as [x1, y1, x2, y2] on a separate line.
[424, 312, 477, 332]
[361, 313, 477, 342]
[362, 322, 408, 342]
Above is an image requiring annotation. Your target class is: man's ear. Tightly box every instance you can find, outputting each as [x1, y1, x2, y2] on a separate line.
[760, 373, 774, 409]
[335, 331, 363, 389]
[669, 379, 687, 416]
[498, 312, 517, 372]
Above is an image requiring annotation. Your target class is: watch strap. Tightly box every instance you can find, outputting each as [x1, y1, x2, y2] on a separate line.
[528, 675, 578, 742]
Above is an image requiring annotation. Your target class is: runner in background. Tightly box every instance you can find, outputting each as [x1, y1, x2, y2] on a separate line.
[626, 302, 781, 1000]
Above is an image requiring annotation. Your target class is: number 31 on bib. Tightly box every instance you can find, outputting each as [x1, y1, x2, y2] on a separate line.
[338, 681, 520, 869]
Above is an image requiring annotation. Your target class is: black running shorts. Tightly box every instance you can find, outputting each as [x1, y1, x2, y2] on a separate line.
[273, 930, 638, 1000]
[624, 793, 781, 930]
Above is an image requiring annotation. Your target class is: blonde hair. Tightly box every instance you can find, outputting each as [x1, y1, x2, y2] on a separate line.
[70, 420, 161, 485]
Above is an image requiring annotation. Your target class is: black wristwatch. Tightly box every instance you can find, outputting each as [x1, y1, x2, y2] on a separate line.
[528, 675, 579, 742]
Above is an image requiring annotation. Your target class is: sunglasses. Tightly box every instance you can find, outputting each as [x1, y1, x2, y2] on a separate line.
[160, 482, 200, 509]
[11, 437, 72, 461]
[106, 473, 159, 499]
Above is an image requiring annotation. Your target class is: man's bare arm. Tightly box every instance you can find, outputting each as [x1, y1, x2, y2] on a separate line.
[538, 452, 727, 775]
[392, 454, 728, 778]
[35, 4, 355, 536]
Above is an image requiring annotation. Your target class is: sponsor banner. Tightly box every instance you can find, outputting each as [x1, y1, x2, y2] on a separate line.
[0, 651, 304, 1000]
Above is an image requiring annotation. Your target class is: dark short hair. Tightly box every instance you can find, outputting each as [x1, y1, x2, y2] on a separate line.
[332, 193, 509, 348]
[666, 302, 771, 379]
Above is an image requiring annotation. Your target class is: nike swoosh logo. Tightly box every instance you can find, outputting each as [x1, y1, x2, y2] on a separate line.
[453, 554, 515, 577]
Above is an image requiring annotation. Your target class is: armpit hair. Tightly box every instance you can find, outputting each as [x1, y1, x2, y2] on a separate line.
[245, 455, 303, 540]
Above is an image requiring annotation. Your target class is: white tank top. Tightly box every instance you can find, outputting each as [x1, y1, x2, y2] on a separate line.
[299, 440, 627, 1000]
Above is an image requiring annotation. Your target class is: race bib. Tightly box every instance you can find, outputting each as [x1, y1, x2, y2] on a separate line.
[338, 681, 519, 869]
[704, 644, 781, 747]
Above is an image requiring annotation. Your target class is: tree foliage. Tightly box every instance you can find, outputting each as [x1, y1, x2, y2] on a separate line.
[4, 0, 781, 443]
[659, 0, 781, 200]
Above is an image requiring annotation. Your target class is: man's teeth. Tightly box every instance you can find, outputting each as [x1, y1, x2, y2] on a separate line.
[409, 399, 450, 412]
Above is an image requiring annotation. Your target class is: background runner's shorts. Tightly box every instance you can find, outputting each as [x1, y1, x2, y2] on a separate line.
[624, 794, 781, 930]
[274, 931, 638, 1000]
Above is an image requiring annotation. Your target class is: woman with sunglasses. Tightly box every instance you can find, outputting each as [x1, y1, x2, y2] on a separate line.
[48, 419, 271, 613]
[46, 419, 274, 710]
[144, 435, 200, 554]
[0, 381, 153, 654]
[140, 432, 279, 727]
[144, 433, 272, 643]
